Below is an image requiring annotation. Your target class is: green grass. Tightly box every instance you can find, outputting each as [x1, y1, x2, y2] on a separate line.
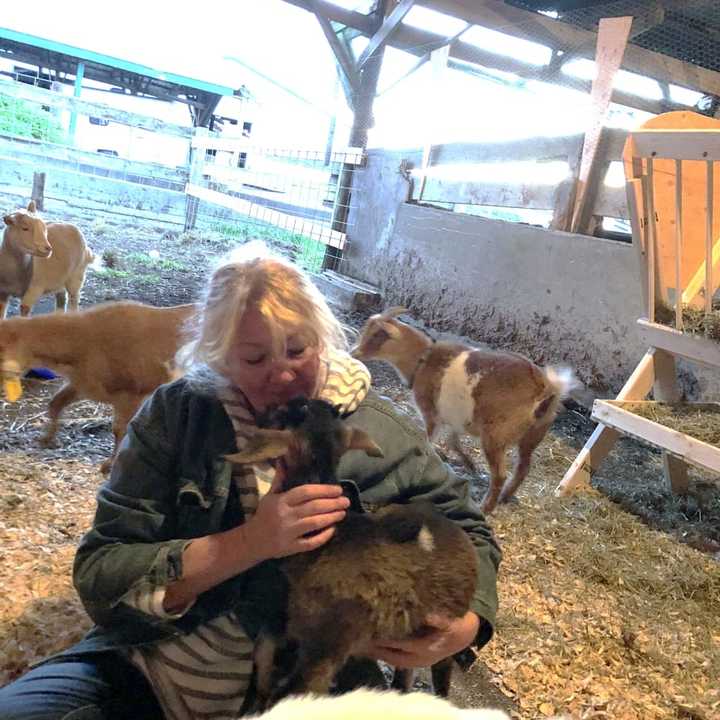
[138, 273, 161, 284]
[125, 252, 187, 272]
[0, 96, 65, 143]
[125, 252, 153, 265]
[156, 258, 186, 272]
[210, 219, 327, 273]
[101, 269, 131, 279]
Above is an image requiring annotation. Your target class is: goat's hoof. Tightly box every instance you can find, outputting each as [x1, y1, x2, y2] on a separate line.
[498, 494, 520, 505]
[99, 459, 113, 475]
[38, 435, 58, 449]
[480, 499, 497, 515]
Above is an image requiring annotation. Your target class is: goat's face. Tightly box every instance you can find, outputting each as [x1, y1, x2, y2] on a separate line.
[350, 308, 411, 364]
[225, 398, 383, 485]
[3, 204, 52, 258]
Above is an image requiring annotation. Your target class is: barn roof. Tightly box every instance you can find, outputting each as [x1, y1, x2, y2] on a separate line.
[0, 26, 247, 126]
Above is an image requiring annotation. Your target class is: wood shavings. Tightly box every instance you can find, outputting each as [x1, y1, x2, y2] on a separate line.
[1, 332, 718, 720]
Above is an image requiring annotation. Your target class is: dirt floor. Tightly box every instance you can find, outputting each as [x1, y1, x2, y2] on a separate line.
[1, 209, 719, 719]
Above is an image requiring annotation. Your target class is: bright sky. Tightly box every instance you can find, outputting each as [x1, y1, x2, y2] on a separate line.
[1, 1, 335, 95]
[1, 0, 362, 146]
[0, 1, 705, 150]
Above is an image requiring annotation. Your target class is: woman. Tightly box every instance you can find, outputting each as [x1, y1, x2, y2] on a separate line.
[0, 242, 501, 720]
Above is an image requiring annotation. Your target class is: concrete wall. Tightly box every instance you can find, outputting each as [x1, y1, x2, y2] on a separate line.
[342, 149, 715, 398]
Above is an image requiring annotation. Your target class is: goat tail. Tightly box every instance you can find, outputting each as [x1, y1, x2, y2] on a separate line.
[533, 366, 579, 421]
[543, 365, 579, 400]
[84, 247, 96, 266]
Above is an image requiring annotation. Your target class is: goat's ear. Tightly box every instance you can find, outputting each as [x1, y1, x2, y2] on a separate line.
[380, 320, 402, 339]
[382, 306, 408, 319]
[27, 200, 36, 213]
[225, 429, 293, 464]
[3, 213, 15, 226]
[344, 427, 384, 458]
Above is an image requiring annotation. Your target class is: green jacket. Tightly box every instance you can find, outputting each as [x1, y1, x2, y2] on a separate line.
[67, 378, 501, 657]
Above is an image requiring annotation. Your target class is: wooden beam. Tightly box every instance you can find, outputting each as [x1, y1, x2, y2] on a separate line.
[377, 22, 471, 96]
[357, 0, 416, 70]
[652, 349, 690, 494]
[31, 171, 46, 211]
[593, 399, 720, 476]
[418, 45, 450, 200]
[632, 129, 720, 162]
[375, 24, 685, 116]
[278, 0, 694, 115]
[556, 349, 657, 496]
[570, 16, 633, 234]
[281, 0, 375, 34]
[411, 172, 626, 216]
[415, 0, 720, 97]
[547, 3, 665, 78]
[314, 12, 359, 95]
[637, 318, 720, 369]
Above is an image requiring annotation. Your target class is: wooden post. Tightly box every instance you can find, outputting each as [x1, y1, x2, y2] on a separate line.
[570, 16, 633, 234]
[31, 172, 46, 212]
[184, 127, 208, 232]
[556, 349, 656, 496]
[572, 127, 612, 235]
[418, 45, 450, 202]
[328, 1, 388, 269]
[652, 349, 690, 494]
[67, 61, 85, 144]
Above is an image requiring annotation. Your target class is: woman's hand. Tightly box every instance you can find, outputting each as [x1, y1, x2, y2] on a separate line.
[368, 612, 481, 669]
[163, 467, 349, 611]
[245, 466, 350, 560]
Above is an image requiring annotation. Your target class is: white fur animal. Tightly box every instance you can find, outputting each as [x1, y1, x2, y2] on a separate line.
[352, 308, 577, 513]
[248, 687, 518, 720]
[0, 200, 94, 318]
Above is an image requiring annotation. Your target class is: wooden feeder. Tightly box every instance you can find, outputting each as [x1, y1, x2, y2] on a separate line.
[558, 111, 720, 497]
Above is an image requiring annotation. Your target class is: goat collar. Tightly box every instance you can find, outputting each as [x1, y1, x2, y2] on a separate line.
[406, 341, 435, 389]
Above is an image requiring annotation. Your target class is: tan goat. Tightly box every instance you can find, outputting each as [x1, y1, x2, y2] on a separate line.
[0, 200, 94, 318]
[0, 301, 196, 473]
[351, 308, 577, 513]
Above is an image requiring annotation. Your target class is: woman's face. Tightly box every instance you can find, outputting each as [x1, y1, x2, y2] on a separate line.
[224, 304, 321, 413]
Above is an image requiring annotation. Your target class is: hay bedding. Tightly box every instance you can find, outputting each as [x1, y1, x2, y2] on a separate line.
[630, 402, 720, 447]
[655, 301, 720, 341]
[0, 213, 715, 715]
[1, 361, 719, 718]
[0, 379, 106, 683]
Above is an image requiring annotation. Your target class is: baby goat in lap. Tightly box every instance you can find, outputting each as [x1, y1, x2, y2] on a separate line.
[228, 398, 478, 710]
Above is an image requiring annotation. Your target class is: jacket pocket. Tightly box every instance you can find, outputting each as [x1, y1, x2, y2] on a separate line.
[176, 461, 232, 536]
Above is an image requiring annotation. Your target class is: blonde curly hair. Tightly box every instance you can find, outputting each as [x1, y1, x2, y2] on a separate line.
[178, 241, 346, 375]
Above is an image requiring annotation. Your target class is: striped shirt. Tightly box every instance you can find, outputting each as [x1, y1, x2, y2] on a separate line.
[123, 350, 370, 720]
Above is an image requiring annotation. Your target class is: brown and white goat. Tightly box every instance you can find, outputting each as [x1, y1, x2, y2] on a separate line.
[0, 301, 196, 473]
[1, 200, 94, 318]
[227, 398, 478, 709]
[351, 308, 576, 514]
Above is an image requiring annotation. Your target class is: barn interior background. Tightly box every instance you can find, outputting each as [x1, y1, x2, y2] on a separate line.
[1, 1, 719, 718]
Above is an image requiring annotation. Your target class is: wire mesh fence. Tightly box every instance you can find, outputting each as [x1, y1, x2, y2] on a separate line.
[4, 0, 720, 283]
[0, 57, 362, 277]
